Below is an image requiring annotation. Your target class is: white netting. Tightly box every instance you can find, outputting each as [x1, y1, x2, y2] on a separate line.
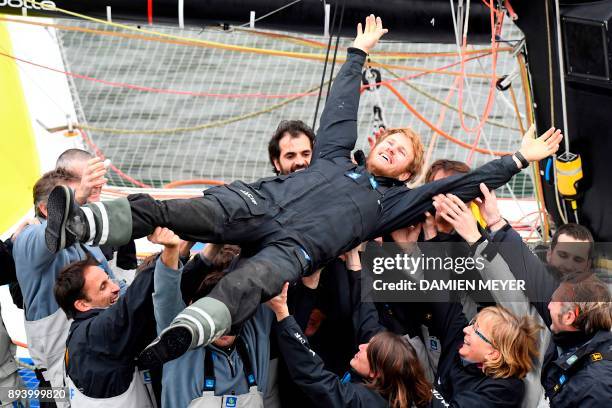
[48, 16, 530, 197]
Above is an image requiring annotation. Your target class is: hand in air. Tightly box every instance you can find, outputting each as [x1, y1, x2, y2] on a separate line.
[265, 282, 290, 321]
[75, 157, 108, 204]
[518, 125, 563, 163]
[432, 194, 482, 244]
[148, 227, 180, 249]
[368, 127, 386, 150]
[474, 183, 505, 230]
[353, 14, 388, 54]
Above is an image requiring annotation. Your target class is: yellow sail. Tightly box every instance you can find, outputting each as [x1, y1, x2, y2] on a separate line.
[0, 20, 39, 233]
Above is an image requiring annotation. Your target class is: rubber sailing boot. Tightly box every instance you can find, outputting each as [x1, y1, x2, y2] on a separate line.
[45, 185, 132, 253]
[138, 297, 231, 367]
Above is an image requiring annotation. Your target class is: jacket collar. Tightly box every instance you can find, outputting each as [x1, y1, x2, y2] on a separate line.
[73, 308, 105, 323]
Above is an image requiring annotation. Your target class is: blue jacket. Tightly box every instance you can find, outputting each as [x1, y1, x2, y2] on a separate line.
[152, 258, 274, 408]
[12, 221, 123, 321]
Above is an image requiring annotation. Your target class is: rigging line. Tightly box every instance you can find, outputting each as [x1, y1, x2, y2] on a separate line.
[0, 44, 68, 118]
[0, 18, 501, 79]
[77, 81, 330, 135]
[325, 0, 345, 102]
[553, 0, 570, 152]
[518, 53, 550, 240]
[77, 128, 152, 188]
[2, 14, 513, 58]
[237, 0, 303, 28]
[544, 0, 568, 224]
[381, 82, 511, 156]
[452, 0, 502, 137]
[234, 25, 510, 56]
[380, 66, 519, 131]
[17, 3, 507, 71]
[0, 46, 494, 105]
[0, 50, 319, 99]
[464, 43, 540, 237]
[312, 0, 338, 130]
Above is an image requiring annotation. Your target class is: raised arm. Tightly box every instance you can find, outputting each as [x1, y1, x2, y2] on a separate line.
[345, 247, 386, 345]
[375, 127, 563, 237]
[312, 15, 387, 162]
[433, 188, 557, 326]
[267, 283, 378, 407]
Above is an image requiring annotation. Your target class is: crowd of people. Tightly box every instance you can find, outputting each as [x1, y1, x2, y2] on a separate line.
[1, 15, 610, 408]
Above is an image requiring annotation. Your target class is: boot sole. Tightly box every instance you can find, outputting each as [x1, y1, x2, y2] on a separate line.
[138, 325, 193, 368]
[45, 186, 70, 253]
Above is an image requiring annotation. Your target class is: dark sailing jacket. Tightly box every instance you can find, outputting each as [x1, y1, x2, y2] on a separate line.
[275, 315, 387, 408]
[65, 264, 158, 398]
[429, 300, 524, 408]
[489, 226, 612, 407]
[203, 48, 522, 271]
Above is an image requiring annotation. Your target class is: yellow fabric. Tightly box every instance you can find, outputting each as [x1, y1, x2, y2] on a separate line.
[470, 202, 486, 229]
[0, 21, 39, 233]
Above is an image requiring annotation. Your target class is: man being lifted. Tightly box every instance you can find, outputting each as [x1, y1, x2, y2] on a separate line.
[44, 15, 563, 366]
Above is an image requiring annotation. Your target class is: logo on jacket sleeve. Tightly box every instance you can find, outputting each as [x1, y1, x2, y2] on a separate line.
[239, 189, 258, 205]
[225, 396, 237, 407]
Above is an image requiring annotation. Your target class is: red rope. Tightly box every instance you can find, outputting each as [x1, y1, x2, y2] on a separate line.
[0, 50, 493, 99]
[78, 128, 153, 188]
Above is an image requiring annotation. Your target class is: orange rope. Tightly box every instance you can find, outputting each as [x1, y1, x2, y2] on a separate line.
[457, 0, 504, 138]
[164, 179, 225, 188]
[12, 340, 28, 349]
[381, 82, 511, 156]
[0, 16, 498, 80]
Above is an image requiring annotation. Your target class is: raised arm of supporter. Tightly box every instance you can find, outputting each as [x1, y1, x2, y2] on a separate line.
[489, 226, 556, 327]
[470, 184, 557, 325]
[149, 228, 186, 333]
[433, 193, 532, 312]
[178, 240, 196, 262]
[179, 243, 221, 305]
[267, 283, 381, 407]
[74, 157, 107, 205]
[345, 246, 386, 345]
[287, 268, 322, 331]
[312, 15, 387, 161]
[373, 127, 563, 237]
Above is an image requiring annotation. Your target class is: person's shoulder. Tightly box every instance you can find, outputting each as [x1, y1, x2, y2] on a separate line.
[12, 222, 45, 247]
[350, 382, 387, 407]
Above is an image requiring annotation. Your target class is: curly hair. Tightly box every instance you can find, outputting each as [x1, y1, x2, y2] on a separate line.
[477, 306, 543, 379]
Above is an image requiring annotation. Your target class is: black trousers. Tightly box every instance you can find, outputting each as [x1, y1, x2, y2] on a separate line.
[127, 194, 308, 326]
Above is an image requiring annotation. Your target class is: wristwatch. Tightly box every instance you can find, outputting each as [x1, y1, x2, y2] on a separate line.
[513, 151, 529, 169]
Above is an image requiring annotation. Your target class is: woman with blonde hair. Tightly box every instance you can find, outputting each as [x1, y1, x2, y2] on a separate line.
[430, 299, 542, 407]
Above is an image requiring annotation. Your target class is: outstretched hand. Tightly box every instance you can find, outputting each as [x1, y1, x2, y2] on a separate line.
[518, 125, 563, 163]
[353, 14, 388, 54]
[265, 282, 290, 322]
[432, 194, 481, 244]
[474, 183, 506, 231]
[75, 157, 108, 205]
[148, 227, 181, 269]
